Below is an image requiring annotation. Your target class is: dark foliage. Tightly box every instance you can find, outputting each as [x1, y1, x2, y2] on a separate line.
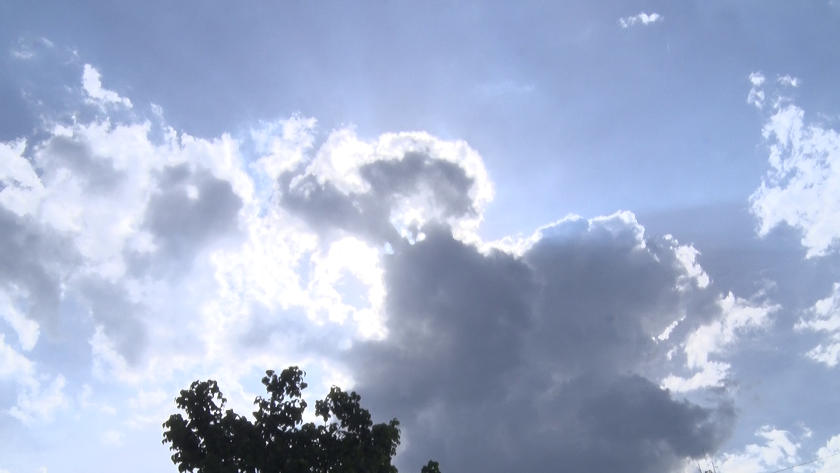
[163, 366, 439, 473]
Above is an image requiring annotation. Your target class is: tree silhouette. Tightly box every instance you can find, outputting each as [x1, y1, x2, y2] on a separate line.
[163, 366, 439, 473]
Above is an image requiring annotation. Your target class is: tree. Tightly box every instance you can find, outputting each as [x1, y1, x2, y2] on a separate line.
[163, 366, 440, 473]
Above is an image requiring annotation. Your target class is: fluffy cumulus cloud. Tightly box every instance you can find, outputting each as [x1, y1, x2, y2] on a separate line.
[745, 73, 840, 472]
[0, 62, 497, 429]
[0, 61, 790, 472]
[749, 73, 840, 371]
[749, 74, 839, 258]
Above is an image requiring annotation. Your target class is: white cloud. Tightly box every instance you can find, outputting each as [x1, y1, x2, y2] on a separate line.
[750, 79, 840, 258]
[304, 236, 386, 337]
[663, 293, 776, 392]
[778, 75, 800, 88]
[812, 434, 840, 471]
[673, 240, 711, 289]
[9, 374, 68, 424]
[251, 116, 317, 180]
[0, 61, 501, 426]
[796, 283, 840, 366]
[715, 427, 800, 473]
[619, 12, 663, 28]
[82, 64, 132, 108]
[748, 75, 840, 371]
[747, 72, 767, 109]
[0, 318, 67, 426]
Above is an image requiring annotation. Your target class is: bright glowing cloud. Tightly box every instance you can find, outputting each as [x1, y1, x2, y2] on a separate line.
[0, 62, 498, 417]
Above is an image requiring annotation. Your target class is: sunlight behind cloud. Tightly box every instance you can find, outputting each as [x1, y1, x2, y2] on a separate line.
[1, 30, 838, 471]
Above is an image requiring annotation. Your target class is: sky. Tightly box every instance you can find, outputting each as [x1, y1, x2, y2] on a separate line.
[1, 1, 840, 472]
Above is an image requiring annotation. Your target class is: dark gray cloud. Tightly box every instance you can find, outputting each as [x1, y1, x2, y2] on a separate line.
[525, 221, 721, 377]
[0, 206, 77, 333]
[128, 163, 243, 276]
[349, 218, 733, 473]
[279, 151, 476, 244]
[355, 224, 536, 405]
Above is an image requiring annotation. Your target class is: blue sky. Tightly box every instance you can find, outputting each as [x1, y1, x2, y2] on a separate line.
[1, 1, 840, 472]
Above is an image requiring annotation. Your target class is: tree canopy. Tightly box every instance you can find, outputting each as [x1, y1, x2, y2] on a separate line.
[163, 366, 440, 473]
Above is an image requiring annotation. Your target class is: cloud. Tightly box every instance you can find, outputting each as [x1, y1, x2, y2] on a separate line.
[778, 75, 800, 88]
[1, 332, 68, 423]
[796, 283, 840, 366]
[716, 427, 800, 473]
[663, 293, 776, 392]
[813, 434, 840, 471]
[749, 75, 840, 258]
[349, 213, 735, 472]
[82, 64, 132, 108]
[0, 58, 778, 473]
[0, 61, 497, 403]
[0, 207, 78, 333]
[9, 36, 53, 60]
[132, 163, 243, 275]
[747, 72, 766, 109]
[9, 374, 68, 424]
[619, 12, 663, 28]
[277, 127, 492, 246]
[749, 74, 840, 373]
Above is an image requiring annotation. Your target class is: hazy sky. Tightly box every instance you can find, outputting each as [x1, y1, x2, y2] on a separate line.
[2, 1, 840, 472]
